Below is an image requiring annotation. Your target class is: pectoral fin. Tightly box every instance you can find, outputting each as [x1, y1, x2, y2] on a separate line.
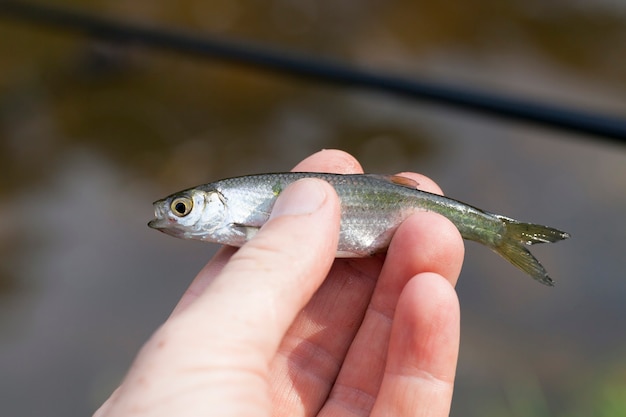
[231, 223, 261, 240]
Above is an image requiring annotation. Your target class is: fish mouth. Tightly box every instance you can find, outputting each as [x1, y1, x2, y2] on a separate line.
[148, 217, 187, 238]
[148, 200, 169, 230]
[148, 218, 166, 229]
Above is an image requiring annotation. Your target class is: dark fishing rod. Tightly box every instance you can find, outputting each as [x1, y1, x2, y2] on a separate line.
[1, 1, 625, 143]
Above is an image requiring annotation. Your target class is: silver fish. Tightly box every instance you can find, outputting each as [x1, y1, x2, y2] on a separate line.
[148, 173, 569, 286]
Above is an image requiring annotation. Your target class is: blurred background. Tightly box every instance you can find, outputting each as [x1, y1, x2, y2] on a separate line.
[1, 1, 625, 416]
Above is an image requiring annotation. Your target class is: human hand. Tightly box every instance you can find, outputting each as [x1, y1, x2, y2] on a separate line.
[95, 149, 465, 417]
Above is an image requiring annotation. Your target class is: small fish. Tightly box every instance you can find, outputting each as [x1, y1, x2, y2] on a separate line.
[149, 173, 569, 286]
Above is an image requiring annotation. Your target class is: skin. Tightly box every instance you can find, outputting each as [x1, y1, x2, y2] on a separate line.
[94, 149, 465, 417]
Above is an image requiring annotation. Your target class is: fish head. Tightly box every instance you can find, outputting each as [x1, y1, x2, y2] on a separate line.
[148, 188, 227, 241]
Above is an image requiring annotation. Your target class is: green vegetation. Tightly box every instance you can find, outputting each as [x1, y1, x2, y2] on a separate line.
[482, 370, 626, 417]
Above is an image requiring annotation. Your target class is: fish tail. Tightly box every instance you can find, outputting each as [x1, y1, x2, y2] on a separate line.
[492, 215, 570, 286]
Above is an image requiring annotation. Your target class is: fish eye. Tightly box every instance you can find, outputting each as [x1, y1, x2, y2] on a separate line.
[170, 196, 193, 217]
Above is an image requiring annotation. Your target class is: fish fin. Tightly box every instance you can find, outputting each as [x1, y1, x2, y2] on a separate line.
[231, 223, 260, 240]
[367, 174, 419, 189]
[493, 216, 570, 286]
[336, 250, 368, 258]
[495, 215, 571, 245]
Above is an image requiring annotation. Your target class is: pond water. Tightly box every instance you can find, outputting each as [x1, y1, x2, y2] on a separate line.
[1, 1, 625, 416]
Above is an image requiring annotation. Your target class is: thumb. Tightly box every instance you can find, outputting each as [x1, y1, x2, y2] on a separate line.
[182, 178, 341, 360]
[98, 179, 341, 417]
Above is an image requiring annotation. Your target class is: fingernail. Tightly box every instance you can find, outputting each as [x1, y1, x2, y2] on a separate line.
[270, 179, 327, 219]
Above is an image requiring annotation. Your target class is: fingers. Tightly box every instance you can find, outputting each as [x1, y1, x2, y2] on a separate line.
[103, 148, 462, 417]
[372, 273, 460, 417]
[321, 212, 464, 416]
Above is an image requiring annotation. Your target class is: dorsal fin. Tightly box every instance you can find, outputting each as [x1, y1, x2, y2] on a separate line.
[365, 174, 419, 189]
[388, 175, 419, 188]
